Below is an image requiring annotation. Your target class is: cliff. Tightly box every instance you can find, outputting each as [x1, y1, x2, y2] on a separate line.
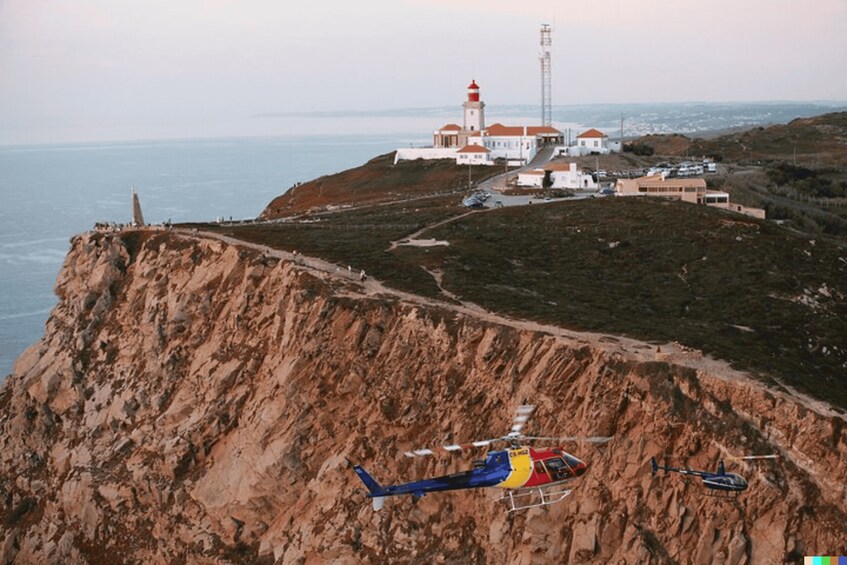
[1, 228, 846, 563]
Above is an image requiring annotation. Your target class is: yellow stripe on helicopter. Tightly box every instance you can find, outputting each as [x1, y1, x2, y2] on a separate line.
[497, 447, 533, 489]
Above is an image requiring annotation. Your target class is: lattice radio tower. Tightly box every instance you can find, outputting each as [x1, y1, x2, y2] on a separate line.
[539, 24, 552, 126]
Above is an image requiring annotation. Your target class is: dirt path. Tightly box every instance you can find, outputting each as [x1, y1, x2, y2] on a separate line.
[387, 210, 480, 251]
[161, 226, 846, 422]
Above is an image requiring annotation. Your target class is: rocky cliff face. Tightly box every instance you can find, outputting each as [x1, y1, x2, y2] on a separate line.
[1, 229, 845, 564]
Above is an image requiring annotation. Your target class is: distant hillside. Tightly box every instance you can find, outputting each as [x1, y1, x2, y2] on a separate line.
[631, 112, 847, 166]
[630, 112, 847, 236]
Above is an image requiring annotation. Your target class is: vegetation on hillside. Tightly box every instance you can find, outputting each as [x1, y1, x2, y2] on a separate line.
[260, 153, 499, 219]
[631, 112, 847, 237]
[188, 111, 847, 408]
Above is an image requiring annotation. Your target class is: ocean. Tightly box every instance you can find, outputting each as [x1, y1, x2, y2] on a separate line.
[0, 131, 429, 379]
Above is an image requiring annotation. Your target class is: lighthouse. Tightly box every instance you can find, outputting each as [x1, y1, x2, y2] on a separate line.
[462, 80, 485, 133]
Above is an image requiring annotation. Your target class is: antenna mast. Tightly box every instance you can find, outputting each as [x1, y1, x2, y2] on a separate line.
[539, 24, 552, 126]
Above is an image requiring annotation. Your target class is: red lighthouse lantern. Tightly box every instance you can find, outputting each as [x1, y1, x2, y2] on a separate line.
[467, 80, 480, 102]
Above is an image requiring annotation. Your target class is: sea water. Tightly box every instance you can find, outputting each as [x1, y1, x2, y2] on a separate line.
[0, 132, 427, 379]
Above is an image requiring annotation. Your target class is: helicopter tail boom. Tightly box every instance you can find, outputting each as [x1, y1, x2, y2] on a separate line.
[353, 465, 389, 510]
[354, 465, 388, 496]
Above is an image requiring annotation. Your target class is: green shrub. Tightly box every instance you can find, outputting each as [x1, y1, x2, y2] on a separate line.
[623, 142, 655, 156]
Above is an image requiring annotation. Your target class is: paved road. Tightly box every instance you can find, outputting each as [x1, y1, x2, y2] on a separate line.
[484, 190, 607, 208]
[476, 146, 557, 193]
[469, 146, 609, 208]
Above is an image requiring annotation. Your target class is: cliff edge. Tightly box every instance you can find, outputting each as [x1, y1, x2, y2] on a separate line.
[1, 229, 846, 563]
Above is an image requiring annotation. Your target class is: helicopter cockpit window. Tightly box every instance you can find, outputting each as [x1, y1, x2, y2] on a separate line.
[544, 458, 566, 471]
[728, 475, 747, 487]
[562, 453, 581, 468]
[534, 461, 547, 474]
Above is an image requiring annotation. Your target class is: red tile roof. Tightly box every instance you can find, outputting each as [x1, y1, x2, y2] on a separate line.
[457, 144, 490, 153]
[577, 128, 606, 138]
[484, 124, 562, 137]
[438, 123, 461, 131]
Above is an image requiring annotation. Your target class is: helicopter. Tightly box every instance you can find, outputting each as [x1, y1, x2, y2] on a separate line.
[353, 405, 611, 511]
[650, 454, 778, 495]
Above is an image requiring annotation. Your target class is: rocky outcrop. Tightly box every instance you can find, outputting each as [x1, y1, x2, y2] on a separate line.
[1, 229, 845, 563]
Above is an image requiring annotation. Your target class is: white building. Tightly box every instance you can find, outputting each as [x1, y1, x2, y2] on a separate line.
[468, 123, 562, 163]
[516, 169, 545, 188]
[433, 80, 486, 151]
[456, 144, 494, 166]
[414, 80, 563, 166]
[555, 128, 620, 157]
[546, 162, 597, 189]
[577, 128, 608, 151]
[517, 162, 597, 189]
[433, 123, 462, 148]
[463, 80, 485, 133]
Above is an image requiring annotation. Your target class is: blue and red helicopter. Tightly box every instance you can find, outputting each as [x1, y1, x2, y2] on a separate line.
[354, 405, 611, 511]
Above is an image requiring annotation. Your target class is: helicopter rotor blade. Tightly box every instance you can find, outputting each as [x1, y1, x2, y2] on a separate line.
[522, 435, 613, 444]
[735, 454, 779, 460]
[400, 404, 612, 459]
[511, 404, 536, 434]
[403, 438, 499, 458]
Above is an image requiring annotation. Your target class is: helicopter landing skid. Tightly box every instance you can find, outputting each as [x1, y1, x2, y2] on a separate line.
[500, 485, 572, 512]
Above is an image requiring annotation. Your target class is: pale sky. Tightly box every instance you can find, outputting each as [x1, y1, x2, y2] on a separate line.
[1, 0, 845, 144]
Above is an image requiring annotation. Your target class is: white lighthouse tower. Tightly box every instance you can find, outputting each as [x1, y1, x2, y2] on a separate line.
[462, 80, 485, 133]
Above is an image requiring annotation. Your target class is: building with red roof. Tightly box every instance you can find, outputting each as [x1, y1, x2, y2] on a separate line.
[456, 144, 492, 165]
[576, 128, 609, 151]
[430, 81, 563, 163]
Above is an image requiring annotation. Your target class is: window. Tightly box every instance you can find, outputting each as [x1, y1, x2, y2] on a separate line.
[544, 458, 566, 471]
[562, 453, 581, 468]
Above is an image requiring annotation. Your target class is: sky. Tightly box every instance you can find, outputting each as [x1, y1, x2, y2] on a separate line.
[1, 0, 845, 144]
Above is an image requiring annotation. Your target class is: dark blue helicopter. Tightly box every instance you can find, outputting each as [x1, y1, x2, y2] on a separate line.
[651, 455, 777, 494]
[651, 457, 747, 492]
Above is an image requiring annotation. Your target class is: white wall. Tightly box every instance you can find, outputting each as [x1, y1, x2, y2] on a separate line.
[551, 168, 596, 189]
[479, 135, 538, 161]
[456, 152, 494, 166]
[557, 145, 611, 157]
[517, 172, 544, 187]
[394, 148, 458, 164]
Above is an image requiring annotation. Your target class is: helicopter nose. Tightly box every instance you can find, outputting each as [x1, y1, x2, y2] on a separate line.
[575, 462, 587, 477]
